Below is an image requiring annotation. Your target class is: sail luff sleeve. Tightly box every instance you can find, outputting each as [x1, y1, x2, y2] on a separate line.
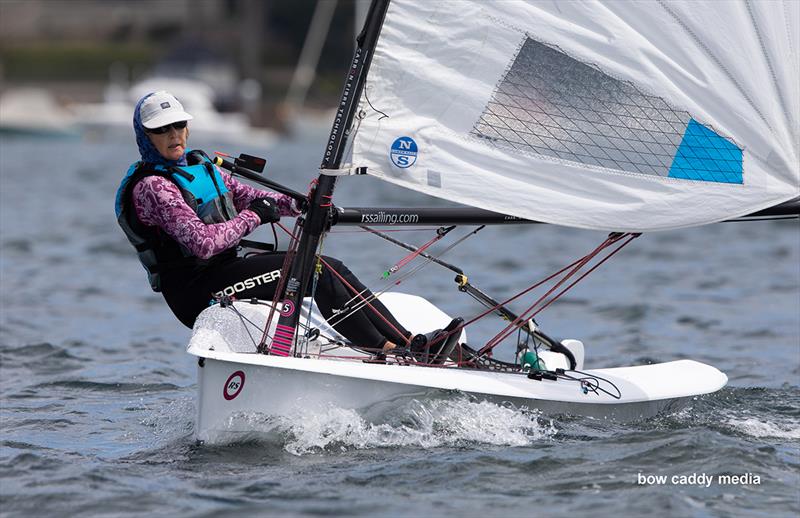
[321, 0, 391, 170]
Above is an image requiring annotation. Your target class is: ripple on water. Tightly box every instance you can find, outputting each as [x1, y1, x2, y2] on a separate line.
[0, 342, 87, 378]
[639, 387, 800, 443]
[676, 315, 721, 330]
[0, 441, 80, 488]
[32, 380, 182, 394]
[593, 303, 651, 323]
[1, 238, 33, 253]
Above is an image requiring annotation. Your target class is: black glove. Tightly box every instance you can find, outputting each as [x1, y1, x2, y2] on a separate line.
[247, 197, 281, 224]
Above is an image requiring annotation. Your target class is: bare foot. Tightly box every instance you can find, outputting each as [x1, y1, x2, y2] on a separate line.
[382, 341, 397, 352]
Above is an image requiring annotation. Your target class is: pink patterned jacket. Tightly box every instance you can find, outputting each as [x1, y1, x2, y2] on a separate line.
[132, 168, 298, 260]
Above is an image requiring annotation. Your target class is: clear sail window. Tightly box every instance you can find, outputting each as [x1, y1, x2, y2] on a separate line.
[472, 38, 743, 184]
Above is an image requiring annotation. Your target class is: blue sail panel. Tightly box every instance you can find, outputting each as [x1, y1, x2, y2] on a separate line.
[668, 119, 743, 184]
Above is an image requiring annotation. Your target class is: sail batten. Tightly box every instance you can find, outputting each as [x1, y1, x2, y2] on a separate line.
[347, 0, 799, 232]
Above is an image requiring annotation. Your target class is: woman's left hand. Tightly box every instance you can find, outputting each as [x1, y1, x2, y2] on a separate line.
[247, 198, 281, 224]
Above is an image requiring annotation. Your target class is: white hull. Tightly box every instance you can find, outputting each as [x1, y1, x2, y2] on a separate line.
[187, 294, 727, 443]
[191, 352, 722, 443]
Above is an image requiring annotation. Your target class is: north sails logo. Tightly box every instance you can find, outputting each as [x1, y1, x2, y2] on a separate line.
[390, 136, 418, 168]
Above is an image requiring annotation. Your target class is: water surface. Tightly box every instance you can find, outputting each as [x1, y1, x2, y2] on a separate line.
[1, 133, 798, 517]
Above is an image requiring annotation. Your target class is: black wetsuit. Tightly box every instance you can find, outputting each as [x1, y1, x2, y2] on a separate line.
[161, 251, 411, 349]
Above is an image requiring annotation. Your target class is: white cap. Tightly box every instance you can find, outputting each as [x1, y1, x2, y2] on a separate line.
[139, 91, 193, 129]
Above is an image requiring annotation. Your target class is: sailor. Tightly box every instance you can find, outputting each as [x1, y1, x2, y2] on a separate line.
[116, 90, 420, 353]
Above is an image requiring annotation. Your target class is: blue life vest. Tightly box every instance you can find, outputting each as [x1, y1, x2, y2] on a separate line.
[115, 150, 238, 291]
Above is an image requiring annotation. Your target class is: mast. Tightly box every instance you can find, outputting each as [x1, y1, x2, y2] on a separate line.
[271, 0, 391, 355]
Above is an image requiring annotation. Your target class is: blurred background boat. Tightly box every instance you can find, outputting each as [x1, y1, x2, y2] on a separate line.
[0, 88, 79, 137]
[0, 0, 365, 145]
[71, 76, 277, 146]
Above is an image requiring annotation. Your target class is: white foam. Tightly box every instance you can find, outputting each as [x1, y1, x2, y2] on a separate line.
[278, 397, 557, 456]
[725, 417, 800, 439]
[138, 396, 196, 443]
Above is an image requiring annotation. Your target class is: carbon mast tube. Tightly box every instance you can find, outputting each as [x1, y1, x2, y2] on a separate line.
[270, 0, 391, 355]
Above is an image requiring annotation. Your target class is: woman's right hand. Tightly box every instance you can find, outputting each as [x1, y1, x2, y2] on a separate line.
[247, 197, 281, 224]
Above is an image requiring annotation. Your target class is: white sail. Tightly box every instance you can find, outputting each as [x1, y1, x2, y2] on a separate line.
[346, 0, 799, 231]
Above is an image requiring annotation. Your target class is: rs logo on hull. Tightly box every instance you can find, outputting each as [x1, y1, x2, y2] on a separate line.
[223, 370, 245, 400]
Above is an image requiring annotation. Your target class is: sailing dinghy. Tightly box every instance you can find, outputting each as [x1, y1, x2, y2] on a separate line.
[187, 0, 799, 443]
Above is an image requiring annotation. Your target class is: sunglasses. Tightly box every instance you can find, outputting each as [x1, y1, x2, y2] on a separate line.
[146, 120, 188, 134]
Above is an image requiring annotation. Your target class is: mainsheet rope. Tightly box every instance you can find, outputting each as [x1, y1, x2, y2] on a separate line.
[321, 226, 481, 331]
[478, 232, 639, 355]
[477, 233, 626, 354]
[409, 232, 639, 359]
[381, 226, 454, 279]
[267, 222, 639, 362]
